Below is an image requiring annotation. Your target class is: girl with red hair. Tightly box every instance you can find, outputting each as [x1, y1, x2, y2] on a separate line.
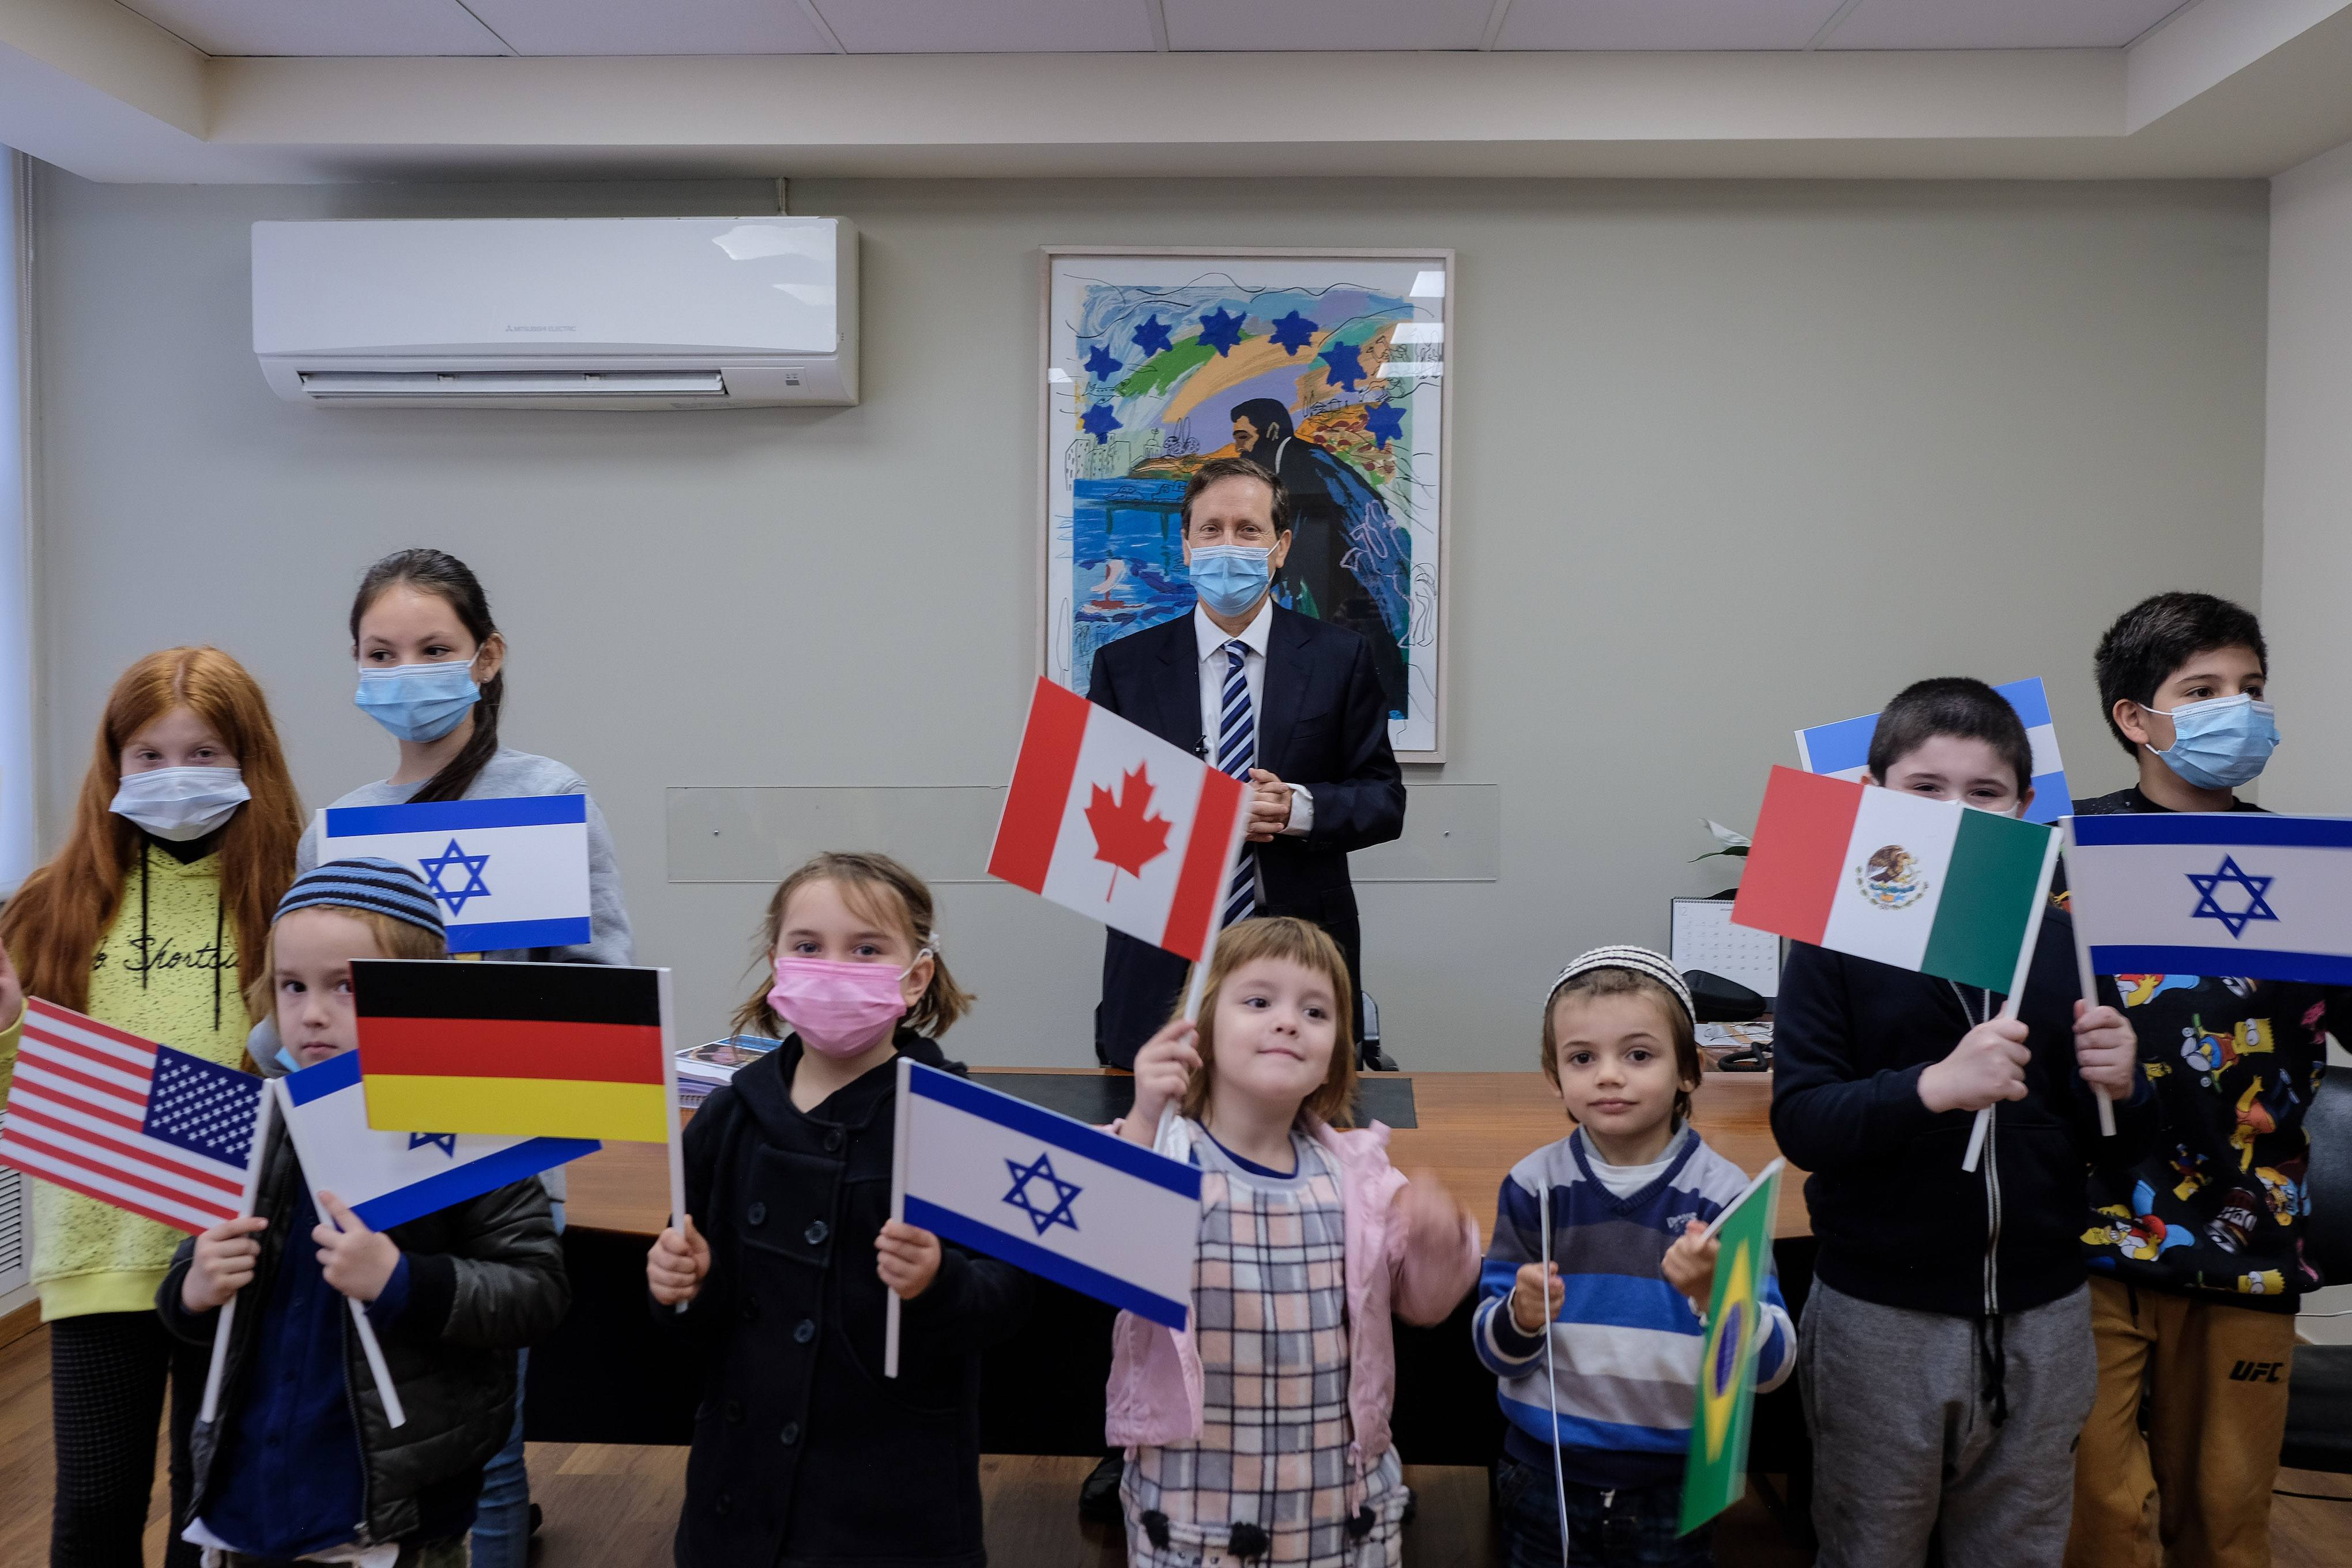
[0, 645, 300, 1568]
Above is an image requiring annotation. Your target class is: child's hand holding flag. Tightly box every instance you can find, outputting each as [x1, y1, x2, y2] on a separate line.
[184, 1215, 272, 1314]
[648, 1216, 711, 1307]
[314, 1191, 403, 1302]
[2071, 1001, 2139, 1098]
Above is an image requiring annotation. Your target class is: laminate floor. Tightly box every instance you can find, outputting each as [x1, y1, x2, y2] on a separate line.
[0, 1324, 2344, 1567]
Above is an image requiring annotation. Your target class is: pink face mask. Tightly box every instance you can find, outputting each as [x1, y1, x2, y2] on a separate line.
[768, 953, 926, 1058]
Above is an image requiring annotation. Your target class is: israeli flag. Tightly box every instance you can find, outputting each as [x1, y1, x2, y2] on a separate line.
[895, 1061, 1201, 1329]
[1796, 677, 2070, 826]
[2065, 813, 2352, 985]
[277, 1050, 598, 1231]
[319, 795, 591, 954]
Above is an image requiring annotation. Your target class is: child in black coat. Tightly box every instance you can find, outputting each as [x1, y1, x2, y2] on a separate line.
[647, 853, 1030, 1567]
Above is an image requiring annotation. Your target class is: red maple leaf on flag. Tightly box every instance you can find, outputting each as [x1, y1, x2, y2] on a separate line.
[1084, 764, 1174, 899]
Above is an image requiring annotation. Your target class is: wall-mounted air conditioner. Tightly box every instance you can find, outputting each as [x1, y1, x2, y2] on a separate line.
[252, 216, 858, 410]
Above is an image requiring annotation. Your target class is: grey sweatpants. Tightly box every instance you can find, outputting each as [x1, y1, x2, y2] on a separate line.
[1799, 1280, 2096, 1568]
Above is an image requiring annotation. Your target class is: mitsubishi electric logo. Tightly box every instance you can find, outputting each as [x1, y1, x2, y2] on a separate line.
[503, 324, 578, 333]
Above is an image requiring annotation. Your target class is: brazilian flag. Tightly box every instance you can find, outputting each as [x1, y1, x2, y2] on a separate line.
[1679, 1163, 1785, 1534]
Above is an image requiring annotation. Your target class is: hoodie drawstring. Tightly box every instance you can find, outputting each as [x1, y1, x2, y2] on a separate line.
[138, 845, 150, 992]
[1976, 1310, 2010, 1426]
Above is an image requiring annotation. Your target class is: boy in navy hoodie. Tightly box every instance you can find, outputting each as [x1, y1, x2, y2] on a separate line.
[1771, 678, 2157, 1568]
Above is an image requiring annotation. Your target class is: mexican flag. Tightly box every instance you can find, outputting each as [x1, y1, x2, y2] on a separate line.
[1732, 766, 2057, 993]
[1680, 1163, 1784, 1534]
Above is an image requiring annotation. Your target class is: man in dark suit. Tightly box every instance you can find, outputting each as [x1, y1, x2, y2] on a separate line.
[1085, 454, 1407, 1069]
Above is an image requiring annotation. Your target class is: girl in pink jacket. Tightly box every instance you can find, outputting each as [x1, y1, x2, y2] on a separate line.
[1109, 916, 1482, 1567]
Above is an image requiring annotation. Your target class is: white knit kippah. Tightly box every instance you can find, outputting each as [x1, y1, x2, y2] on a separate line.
[1543, 945, 1695, 1028]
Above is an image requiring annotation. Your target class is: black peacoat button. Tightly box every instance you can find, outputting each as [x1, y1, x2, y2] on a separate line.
[725, 1399, 744, 1423]
[824, 1129, 845, 1153]
[779, 1421, 801, 1446]
[747, 1201, 767, 1226]
[715, 1493, 732, 1516]
[805, 1220, 829, 1245]
[794, 1318, 816, 1344]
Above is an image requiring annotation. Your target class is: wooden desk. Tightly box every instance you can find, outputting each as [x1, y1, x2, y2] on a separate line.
[532, 1068, 1813, 1463]
[562, 1068, 1810, 1238]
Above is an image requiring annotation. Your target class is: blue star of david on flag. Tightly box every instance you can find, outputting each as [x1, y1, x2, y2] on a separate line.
[2187, 855, 2280, 939]
[406, 1132, 458, 1158]
[1002, 1151, 1081, 1237]
[417, 838, 492, 915]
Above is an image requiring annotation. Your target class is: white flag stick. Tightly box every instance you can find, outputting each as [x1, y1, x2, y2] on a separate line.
[659, 970, 689, 1313]
[1696, 1159, 1786, 1250]
[268, 1080, 409, 1427]
[2060, 818, 2118, 1138]
[348, 1295, 408, 1428]
[1963, 830, 2063, 1173]
[1179, 781, 1257, 1025]
[198, 1079, 278, 1425]
[1538, 1182, 1570, 1568]
[884, 1055, 915, 1378]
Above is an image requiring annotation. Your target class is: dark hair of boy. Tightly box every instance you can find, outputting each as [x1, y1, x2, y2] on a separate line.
[1865, 677, 2034, 798]
[2093, 591, 2267, 758]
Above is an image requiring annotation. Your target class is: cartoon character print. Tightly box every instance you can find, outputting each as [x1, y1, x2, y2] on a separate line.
[2169, 1145, 2211, 1201]
[2085, 1181, 2194, 1262]
[2234, 1269, 2287, 1296]
[2230, 1072, 2300, 1171]
[2253, 1161, 2309, 1227]
[2121, 974, 2199, 1009]
[2181, 1013, 2273, 1084]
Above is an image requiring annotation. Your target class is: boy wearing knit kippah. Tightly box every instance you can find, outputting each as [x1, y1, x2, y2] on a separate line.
[1473, 947, 1794, 1567]
[158, 860, 570, 1567]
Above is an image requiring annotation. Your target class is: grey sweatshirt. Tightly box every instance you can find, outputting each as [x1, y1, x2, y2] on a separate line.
[252, 749, 637, 1204]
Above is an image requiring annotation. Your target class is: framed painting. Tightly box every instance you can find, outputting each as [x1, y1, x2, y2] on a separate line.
[1041, 247, 1452, 761]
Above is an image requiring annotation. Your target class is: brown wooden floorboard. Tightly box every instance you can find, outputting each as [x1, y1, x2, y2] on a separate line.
[0, 1322, 2346, 1566]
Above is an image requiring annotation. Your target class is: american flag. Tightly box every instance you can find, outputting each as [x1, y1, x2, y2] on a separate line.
[0, 998, 261, 1233]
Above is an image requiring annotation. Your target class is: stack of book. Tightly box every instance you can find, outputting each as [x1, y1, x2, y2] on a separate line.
[674, 1034, 783, 1108]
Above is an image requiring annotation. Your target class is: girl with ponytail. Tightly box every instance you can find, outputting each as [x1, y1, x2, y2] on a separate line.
[292, 547, 637, 1567]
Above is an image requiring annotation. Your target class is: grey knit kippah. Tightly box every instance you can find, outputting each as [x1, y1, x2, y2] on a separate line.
[276, 857, 446, 937]
[1543, 945, 1695, 1028]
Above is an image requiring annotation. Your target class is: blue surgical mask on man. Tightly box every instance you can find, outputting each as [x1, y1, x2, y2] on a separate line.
[354, 659, 480, 743]
[1189, 545, 1274, 619]
[2145, 692, 2280, 790]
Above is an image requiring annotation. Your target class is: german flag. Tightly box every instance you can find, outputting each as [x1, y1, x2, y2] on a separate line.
[353, 960, 672, 1143]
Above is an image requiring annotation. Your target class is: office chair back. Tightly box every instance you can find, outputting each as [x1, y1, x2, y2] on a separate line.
[2304, 1064, 2352, 1286]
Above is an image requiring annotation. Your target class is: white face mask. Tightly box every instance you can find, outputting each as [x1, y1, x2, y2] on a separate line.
[110, 766, 250, 843]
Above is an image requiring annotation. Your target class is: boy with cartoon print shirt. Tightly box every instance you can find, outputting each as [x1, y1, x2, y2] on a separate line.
[2063, 592, 2352, 1568]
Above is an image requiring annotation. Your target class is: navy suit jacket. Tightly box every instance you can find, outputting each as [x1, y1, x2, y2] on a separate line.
[1085, 605, 1406, 1067]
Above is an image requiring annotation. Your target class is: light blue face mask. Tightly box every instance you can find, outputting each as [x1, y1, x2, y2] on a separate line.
[2147, 693, 2281, 790]
[354, 659, 480, 743]
[1188, 544, 1274, 619]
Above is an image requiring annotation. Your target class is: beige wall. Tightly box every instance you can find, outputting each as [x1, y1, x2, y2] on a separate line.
[27, 169, 2268, 1068]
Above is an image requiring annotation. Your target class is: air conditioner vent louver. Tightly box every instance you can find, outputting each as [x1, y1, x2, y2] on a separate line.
[296, 371, 728, 400]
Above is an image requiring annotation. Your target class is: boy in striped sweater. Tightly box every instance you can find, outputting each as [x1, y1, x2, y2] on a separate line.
[1473, 947, 1793, 1567]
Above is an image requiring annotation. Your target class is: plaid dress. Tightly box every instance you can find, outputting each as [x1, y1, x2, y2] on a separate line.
[1122, 1126, 1406, 1567]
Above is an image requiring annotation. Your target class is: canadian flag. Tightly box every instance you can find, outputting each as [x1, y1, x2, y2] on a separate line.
[989, 679, 1250, 963]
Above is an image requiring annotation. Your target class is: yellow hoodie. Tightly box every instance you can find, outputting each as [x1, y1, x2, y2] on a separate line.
[0, 841, 248, 1320]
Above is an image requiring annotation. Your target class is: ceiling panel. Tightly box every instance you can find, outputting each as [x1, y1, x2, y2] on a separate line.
[1163, 0, 1487, 52]
[1498, 0, 1847, 50]
[465, 0, 838, 55]
[815, 0, 1158, 53]
[122, 0, 510, 56]
[1823, 0, 2191, 50]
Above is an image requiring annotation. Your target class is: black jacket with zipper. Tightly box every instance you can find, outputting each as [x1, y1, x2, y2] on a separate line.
[1771, 907, 2160, 1319]
[157, 1118, 570, 1548]
[662, 1030, 1032, 1568]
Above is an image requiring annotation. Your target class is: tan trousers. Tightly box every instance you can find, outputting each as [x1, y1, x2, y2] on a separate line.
[2064, 1276, 2296, 1568]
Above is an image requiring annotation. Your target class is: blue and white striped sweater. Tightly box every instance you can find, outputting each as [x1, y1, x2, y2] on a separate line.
[1472, 1126, 1795, 1488]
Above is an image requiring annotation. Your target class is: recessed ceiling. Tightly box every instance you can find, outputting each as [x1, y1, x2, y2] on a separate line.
[114, 0, 2204, 56]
